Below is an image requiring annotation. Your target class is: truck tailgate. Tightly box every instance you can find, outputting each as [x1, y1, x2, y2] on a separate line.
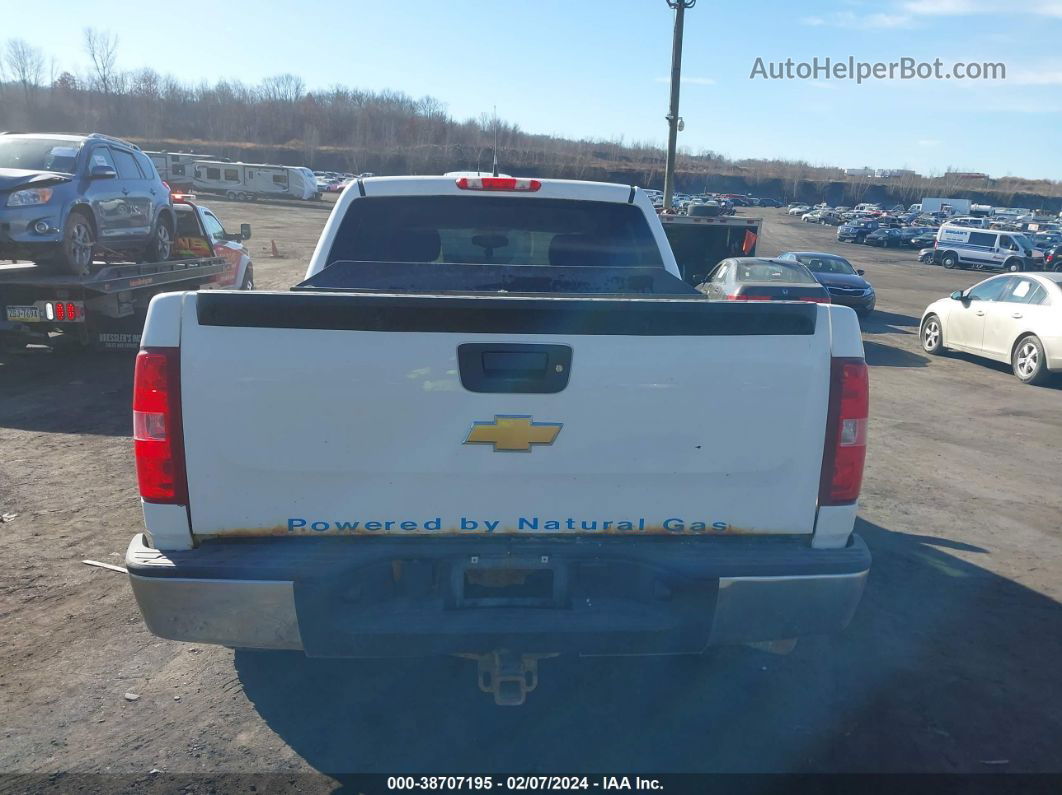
[178, 291, 833, 539]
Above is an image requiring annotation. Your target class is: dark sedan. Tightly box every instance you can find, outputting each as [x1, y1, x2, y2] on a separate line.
[865, 227, 905, 248]
[776, 251, 876, 317]
[1045, 245, 1062, 272]
[908, 228, 937, 247]
[837, 220, 882, 243]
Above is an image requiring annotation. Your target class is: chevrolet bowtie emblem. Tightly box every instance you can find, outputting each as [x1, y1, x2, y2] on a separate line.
[464, 415, 563, 452]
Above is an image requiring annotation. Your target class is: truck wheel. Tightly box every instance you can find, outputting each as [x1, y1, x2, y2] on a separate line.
[1013, 335, 1050, 385]
[921, 315, 945, 354]
[55, 209, 96, 276]
[1005, 258, 1023, 273]
[941, 252, 958, 269]
[144, 214, 173, 263]
[240, 266, 254, 290]
[225, 191, 237, 200]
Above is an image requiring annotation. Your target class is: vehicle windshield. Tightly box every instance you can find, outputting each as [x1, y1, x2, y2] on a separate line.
[793, 255, 857, 275]
[0, 137, 82, 173]
[326, 196, 666, 268]
[736, 260, 818, 283]
[1011, 234, 1035, 252]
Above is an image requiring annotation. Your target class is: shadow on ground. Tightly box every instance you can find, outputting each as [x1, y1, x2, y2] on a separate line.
[863, 340, 930, 368]
[860, 311, 920, 335]
[234, 518, 1062, 777]
[0, 350, 135, 436]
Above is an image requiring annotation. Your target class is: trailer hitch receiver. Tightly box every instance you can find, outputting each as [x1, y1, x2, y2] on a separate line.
[472, 650, 547, 706]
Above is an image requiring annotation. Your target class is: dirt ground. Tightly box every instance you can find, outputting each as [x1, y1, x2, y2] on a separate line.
[1, 202, 1060, 788]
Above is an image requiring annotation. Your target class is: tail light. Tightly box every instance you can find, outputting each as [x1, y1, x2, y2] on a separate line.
[133, 348, 188, 504]
[42, 301, 83, 321]
[456, 176, 541, 192]
[819, 358, 869, 505]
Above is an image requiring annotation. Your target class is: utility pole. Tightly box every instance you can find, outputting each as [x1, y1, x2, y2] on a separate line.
[663, 0, 695, 211]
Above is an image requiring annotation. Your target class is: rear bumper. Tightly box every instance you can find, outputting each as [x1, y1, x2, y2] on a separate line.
[126, 532, 870, 657]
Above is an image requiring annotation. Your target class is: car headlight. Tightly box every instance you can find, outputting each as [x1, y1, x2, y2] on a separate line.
[864, 288, 875, 296]
[6, 187, 53, 207]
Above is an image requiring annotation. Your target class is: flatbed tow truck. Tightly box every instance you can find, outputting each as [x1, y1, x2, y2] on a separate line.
[0, 196, 251, 351]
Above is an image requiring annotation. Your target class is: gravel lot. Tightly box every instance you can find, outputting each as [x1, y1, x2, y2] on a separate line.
[1, 202, 1060, 786]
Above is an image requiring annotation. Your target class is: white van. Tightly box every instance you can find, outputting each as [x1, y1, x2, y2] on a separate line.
[192, 160, 318, 201]
[947, 216, 990, 229]
[935, 224, 1041, 271]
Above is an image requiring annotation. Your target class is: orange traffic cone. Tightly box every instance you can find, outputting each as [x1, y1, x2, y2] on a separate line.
[271, 240, 280, 258]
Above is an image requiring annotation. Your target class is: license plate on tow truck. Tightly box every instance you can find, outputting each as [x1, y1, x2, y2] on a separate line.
[5, 306, 41, 322]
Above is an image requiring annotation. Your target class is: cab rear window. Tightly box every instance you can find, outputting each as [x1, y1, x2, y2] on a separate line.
[326, 196, 665, 268]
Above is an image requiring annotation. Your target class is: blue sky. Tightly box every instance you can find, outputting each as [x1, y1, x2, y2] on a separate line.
[5, 0, 1061, 179]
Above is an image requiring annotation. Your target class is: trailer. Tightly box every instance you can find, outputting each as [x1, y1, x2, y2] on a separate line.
[659, 213, 761, 286]
[145, 151, 223, 191]
[0, 198, 252, 351]
[192, 160, 318, 201]
[921, 197, 971, 217]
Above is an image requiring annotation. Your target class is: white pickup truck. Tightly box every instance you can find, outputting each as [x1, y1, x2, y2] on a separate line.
[126, 175, 870, 705]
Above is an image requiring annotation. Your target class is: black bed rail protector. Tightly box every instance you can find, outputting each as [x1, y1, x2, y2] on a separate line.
[195, 291, 818, 336]
[294, 261, 700, 296]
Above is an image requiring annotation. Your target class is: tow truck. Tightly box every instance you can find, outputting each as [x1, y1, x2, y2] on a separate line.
[0, 195, 253, 351]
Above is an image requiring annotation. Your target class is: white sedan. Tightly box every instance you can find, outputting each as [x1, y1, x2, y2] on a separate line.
[788, 205, 811, 216]
[920, 272, 1062, 384]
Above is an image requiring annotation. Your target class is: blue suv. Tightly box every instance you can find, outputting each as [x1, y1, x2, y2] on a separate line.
[0, 132, 175, 275]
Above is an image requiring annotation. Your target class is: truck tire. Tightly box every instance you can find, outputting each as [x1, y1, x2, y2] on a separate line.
[225, 191, 237, 200]
[1005, 258, 1024, 273]
[54, 209, 96, 276]
[941, 252, 958, 268]
[144, 213, 174, 263]
[240, 266, 254, 290]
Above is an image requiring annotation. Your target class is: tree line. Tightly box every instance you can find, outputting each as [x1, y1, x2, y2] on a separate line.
[1, 31, 1058, 209]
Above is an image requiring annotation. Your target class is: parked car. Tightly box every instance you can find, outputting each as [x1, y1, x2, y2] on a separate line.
[920, 272, 1062, 384]
[908, 228, 938, 247]
[865, 227, 905, 248]
[801, 210, 824, 223]
[0, 132, 176, 275]
[1044, 245, 1062, 271]
[837, 219, 882, 244]
[757, 198, 782, 208]
[817, 210, 845, 226]
[699, 257, 831, 303]
[788, 205, 811, 216]
[918, 247, 937, 264]
[776, 251, 875, 317]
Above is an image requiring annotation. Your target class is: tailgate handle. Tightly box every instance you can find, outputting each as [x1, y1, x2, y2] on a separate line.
[458, 343, 572, 394]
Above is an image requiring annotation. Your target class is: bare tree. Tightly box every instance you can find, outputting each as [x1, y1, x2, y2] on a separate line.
[83, 28, 119, 95]
[4, 38, 45, 112]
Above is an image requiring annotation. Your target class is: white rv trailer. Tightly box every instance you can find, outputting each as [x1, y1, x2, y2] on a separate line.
[146, 151, 221, 190]
[192, 160, 318, 201]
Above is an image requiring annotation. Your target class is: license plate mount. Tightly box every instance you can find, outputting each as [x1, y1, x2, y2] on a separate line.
[453, 557, 567, 608]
